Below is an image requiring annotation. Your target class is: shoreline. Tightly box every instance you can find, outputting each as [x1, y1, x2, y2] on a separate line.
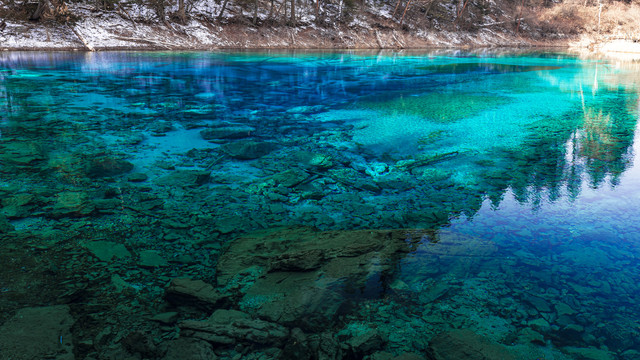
[0, 7, 569, 52]
[1, 13, 638, 59]
[0, 44, 570, 51]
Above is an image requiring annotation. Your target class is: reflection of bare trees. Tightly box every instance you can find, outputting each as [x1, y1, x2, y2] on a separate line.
[484, 59, 640, 207]
[498, 88, 638, 206]
[577, 101, 636, 188]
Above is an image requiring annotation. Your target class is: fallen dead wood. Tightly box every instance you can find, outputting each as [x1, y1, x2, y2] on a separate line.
[68, 25, 94, 51]
[114, 36, 179, 48]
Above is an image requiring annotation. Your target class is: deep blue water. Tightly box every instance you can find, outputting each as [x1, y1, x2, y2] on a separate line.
[1, 50, 640, 359]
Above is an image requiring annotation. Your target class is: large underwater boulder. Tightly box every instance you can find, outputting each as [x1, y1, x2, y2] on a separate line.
[0, 305, 75, 360]
[179, 309, 289, 346]
[0, 139, 47, 168]
[165, 278, 227, 310]
[0, 213, 15, 232]
[155, 170, 211, 187]
[48, 191, 95, 218]
[221, 140, 278, 160]
[215, 226, 428, 327]
[425, 329, 516, 360]
[161, 337, 217, 360]
[86, 157, 134, 178]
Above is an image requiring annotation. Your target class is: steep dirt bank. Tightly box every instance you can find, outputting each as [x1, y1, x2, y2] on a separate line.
[0, 4, 571, 51]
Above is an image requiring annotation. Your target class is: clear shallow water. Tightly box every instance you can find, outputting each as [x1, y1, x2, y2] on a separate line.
[1, 50, 640, 359]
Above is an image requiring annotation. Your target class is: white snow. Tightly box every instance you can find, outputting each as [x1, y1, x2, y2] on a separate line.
[0, 0, 551, 51]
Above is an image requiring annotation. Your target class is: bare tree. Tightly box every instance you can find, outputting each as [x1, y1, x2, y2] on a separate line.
[31, 0, 54, 20]
[253, 0, 259, 24]
[218, 0, 230, 20]
[290, 0, 295, 23]
[177, 0, 187, 23]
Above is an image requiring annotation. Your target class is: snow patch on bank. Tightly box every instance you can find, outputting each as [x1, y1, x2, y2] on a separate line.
[0, 2, 563, 51]
[0, 20, 80, 50]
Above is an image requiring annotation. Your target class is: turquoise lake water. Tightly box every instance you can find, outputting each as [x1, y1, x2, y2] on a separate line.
[1, 50, 640, 359]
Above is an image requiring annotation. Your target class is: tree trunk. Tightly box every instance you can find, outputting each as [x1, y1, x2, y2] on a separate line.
[253, 0, 258, 24]
[30, 0, 52, 20]
[424, 0, 436, 20]
[178, 0, 186, 23]
[268, 0, 275, 19]
[393, 0, 402, 17]
[290, 0, 295, 24]
[400, 0, 412, 26]
[218, 0, 230, 21]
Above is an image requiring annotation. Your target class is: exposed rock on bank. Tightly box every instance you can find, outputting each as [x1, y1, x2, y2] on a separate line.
[0, 3, 563, 51]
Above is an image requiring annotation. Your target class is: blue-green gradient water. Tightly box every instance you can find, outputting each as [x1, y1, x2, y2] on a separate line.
[1, 51, 640, 359]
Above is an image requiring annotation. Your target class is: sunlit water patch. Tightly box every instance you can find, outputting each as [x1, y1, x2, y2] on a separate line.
[1, 50, 640, 360]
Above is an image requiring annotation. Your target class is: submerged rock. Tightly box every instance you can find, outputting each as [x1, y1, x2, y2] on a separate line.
[554, 302, 577, 317]
[138, 250, 169, 267]
[127, 172, 149, 182]
[200, 125, 255, 140]
[121, 331, 160, 358]
[374, 172, 414, 191]
[221, 140, 278, 160]
[267, 168, 310, 188]
[0, 140, 47, 167]
[0, 305, 75, 360]
[286, 105, 326, 114]
[563, 346, 615, 360]
[84, 240, 132, 262]
[293, 151, 335, 170]
[344, 328, 386, 357]
[307, 331, 344, 359]
[165, 278, 226, 310]
[180, 309, 289, 345]
[515, 328, 545, 346]
[1, 193, 37, 219]
[367, 352, 424, 360]
[328, 168, 380, 192]
[280, 328, 312, 360]
[550, 324, 585, 346]
[216, 226, 429, 326]
[523, 294, 552, 313]
[150, 312, 179, 325]
[426, 329, 516, 360]
[161, 337, 217, 360]
[49, 191, 95, 218]
[0, 213, 15, 232]
[86, 157, 134, 178]
[156, 170, 211, 187]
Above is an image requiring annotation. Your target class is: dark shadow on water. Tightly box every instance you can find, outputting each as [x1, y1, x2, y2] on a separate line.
[416, 62, 563, 74]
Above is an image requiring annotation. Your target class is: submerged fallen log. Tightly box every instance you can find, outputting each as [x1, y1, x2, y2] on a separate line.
[398, 151, 459, 171]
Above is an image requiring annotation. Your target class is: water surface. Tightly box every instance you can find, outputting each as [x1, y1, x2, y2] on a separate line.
[1, 50, 640, 359]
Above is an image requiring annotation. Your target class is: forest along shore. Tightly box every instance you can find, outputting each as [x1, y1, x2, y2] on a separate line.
[1, 0, 639, 51]
[0, 4, 549, 51]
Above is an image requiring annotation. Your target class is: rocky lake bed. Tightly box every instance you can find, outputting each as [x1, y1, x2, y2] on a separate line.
[2, 51, 640, 359]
